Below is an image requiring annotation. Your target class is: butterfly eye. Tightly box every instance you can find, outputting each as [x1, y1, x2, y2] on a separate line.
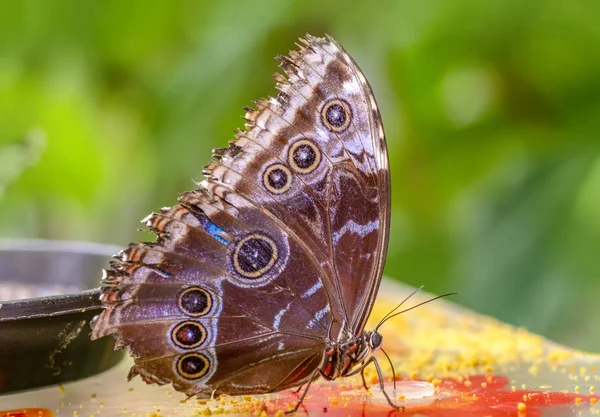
[232, 234, 278, 279]
[171, 321, 207, 349]
[321, 99, 352, 132]
[178, 287, 212, 317]
[289, 139, 321, 174]
[369, 331, 383, 350]
[176, 353, 210, 380]
[263, 164, 292, 194]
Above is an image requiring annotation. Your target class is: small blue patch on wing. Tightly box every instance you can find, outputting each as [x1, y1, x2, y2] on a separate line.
[186, 208, 229, 245]
[201, 217, 228, 245]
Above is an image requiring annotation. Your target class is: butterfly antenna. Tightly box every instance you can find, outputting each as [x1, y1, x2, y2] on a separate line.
[380, 347, 396, 390]
[376, 285, 424, 330]
[375, 292, 459, 332]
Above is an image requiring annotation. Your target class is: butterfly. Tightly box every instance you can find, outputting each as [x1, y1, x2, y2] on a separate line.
[91, 34, 397, 411]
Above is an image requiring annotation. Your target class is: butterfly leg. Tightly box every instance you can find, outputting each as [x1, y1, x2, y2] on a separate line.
[368, 356, 402, 410]
[380, 347, 397, 390]
[360, 366, 369, 390]
[345, 357, 403, 410]
[286, 368, 320, 414]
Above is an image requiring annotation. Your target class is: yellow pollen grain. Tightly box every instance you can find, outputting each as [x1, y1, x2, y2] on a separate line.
[590, 398, 597, 404]
[432, 379, 441, 387]
[331, 397, 339, 406]
[575, 385, 581, 393]
[528, 365, 539, 375]
[591, 365, 597, 373]
[464, 380, 472, 388]
[481, 382, 487, 388]
[575, 398, 583, 404]
[397, 395, 406, 401]
[591, 386, 596, 394]
[275, 411, 284, 417]
[518, 402, 527, 411]
[581, 367, 588, 375]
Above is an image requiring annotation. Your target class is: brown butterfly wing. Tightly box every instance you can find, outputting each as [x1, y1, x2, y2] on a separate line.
[91, 34, 389, 397]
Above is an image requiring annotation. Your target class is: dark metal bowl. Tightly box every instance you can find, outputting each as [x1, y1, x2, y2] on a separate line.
[0, 240, 124, 394]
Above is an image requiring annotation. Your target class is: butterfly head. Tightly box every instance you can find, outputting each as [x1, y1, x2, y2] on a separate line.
[369, 330, 383, 351]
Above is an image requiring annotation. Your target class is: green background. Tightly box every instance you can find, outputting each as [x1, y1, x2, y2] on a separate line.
[1, 1, 599, 351]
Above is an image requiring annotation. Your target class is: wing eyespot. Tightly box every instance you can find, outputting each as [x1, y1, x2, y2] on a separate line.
[178, 287, 212, 317]
[232, 234, 278, 279]
[171, 320, 207, 349]
[176, 353, 210, 380]
[289, 139, 321, 174]
[321, 99, 352, 133]
[263, 164, 292, 194]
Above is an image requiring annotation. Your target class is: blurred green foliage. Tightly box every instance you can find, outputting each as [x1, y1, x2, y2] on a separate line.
[1, 1, 599, 350]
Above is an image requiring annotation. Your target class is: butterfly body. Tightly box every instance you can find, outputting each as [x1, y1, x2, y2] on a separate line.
[319, 330, 382, 381]
[91, 34, 393, 409]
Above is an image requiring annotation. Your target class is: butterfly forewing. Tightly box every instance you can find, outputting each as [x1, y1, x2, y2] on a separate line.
[91, 34, 390, 398]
